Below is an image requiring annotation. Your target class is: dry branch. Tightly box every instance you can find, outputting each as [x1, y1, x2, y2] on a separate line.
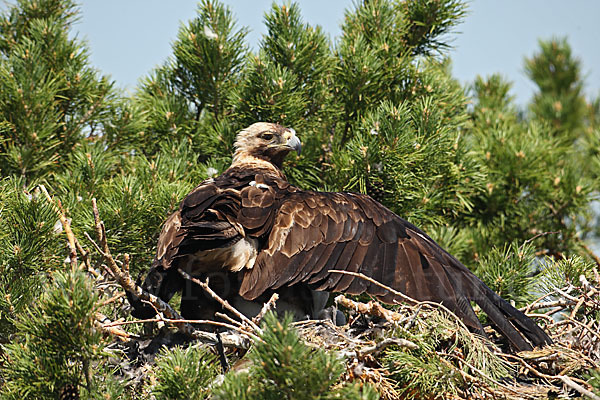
[178, 269, 261, 332]
[335, 295, 405, 323]
[88, 198, 250, 348]
[330, 269, 472, 332]
[40, 184, 78, 270]
[339, 337, 418, 359]
[252, 293, 279, 326]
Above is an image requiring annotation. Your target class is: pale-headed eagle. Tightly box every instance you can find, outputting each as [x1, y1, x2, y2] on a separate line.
[129, 122, 551, 351]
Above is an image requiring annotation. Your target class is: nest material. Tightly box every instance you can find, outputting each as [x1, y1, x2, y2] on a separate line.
[100, 277, 599, 400]
[315, 274, 600, 400]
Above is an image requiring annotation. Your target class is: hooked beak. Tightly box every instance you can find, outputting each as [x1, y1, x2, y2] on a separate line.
[285, 128, 302, 156]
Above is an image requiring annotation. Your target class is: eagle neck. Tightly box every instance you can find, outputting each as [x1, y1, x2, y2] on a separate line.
[230, 153, 286, 179]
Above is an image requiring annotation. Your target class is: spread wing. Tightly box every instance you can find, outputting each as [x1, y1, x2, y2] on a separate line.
[238, 182, 552, 351]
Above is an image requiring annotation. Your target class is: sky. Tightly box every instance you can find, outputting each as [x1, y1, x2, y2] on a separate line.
[3, 1, 599, 105]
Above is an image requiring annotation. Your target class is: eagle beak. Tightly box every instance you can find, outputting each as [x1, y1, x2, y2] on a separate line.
[285, 129, 302, 156]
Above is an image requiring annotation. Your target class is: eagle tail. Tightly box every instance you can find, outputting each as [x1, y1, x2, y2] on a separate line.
[474, 281, 553, 351]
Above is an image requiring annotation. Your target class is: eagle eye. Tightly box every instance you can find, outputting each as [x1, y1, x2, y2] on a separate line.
[260, 132, 274, 140]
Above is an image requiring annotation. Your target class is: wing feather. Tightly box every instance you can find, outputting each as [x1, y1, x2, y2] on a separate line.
[335, 243, 370, 293]
[288, 243, 330, 286]
[228, 176, 551, 351]
[314, 241, 360, 290]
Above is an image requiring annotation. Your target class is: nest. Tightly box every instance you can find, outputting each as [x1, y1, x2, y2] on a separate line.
[99, 276, 600, 400]
[304, 273, 600, 400]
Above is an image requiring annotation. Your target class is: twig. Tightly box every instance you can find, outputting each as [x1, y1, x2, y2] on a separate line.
[554, 286, 582, 302]
[329, 270, 420, 306]
[558, 376, 600, 400]
[74, 238, 96, 277]
[335, 295, 405, 323]
[524, 290, 557, 313]
[178, 270, 261, 332]
[442, 352, 532, 399]
[404, 304, 423, 330]
[580, 240, 600, 269]
[104, 317, 240, 334]
[252, 293, 279, 326]
[559, 312, 600, 342]
[99, 292, 124, 307]
[39, 185, 78, 270]
[215, 312, 246, 329]
[340, 338, 418, 359]
[95, 312, 131, 340]
[516, 357, 600, 400]
[523, 231, 559, 246]
[329, 270, 472, 333]
[521, 299, 576, 312]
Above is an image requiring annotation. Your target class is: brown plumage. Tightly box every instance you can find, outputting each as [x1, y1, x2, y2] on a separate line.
[128, 122, 552, 351]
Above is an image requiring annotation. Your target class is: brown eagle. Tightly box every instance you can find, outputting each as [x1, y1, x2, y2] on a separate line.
[129, 122, 551, 351]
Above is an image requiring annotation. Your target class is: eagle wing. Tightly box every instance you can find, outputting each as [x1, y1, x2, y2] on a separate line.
[238, 177, 552, 351]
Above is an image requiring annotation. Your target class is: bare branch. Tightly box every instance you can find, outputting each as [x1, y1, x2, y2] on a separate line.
[178, 269, 261, 332]
[252, 293, 279, 326]
[40, 184, 78, 270]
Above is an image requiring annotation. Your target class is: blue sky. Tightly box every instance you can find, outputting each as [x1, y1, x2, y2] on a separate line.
[4, 1, 600, 105]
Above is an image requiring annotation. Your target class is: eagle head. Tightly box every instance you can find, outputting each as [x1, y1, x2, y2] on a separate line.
[232, 122, 301, 168]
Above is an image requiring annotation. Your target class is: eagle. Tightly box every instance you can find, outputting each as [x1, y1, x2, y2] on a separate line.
[129, 122, 552, 351]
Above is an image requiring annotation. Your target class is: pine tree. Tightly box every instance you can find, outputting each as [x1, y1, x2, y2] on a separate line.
[459, 73, 590, 266]
[525, 37, 587, 141]
[0, 269, 119, 400]
[0, 0, 128, 181]
[0, 0, 599, 398]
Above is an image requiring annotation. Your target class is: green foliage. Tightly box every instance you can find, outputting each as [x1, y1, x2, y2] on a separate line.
[214, 313, 378, 400]
[334, 0, 466, 141]
[462, 74, 591, 260]
[0, 0, 599, 398]
[260, 3, 332, 126]
[535, 255, 596, 296]
[0, 270, 103, 399]
[134, 64, 198, 154]
[336, 95, 482, 227]
[384, 307, 509, 398]
[0, 0, 118, 181]
[0, 179, 65, 337]
[231, 54, 308, 127]
[0, 0, 78, 54]
[473, 241, 537, 306]
[588, 368, 600, 397]
[172, 0, 248, 119]
[401, 0, 466, 55]
[525, 37, 587, 139]
[150, 345, 218, 400]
